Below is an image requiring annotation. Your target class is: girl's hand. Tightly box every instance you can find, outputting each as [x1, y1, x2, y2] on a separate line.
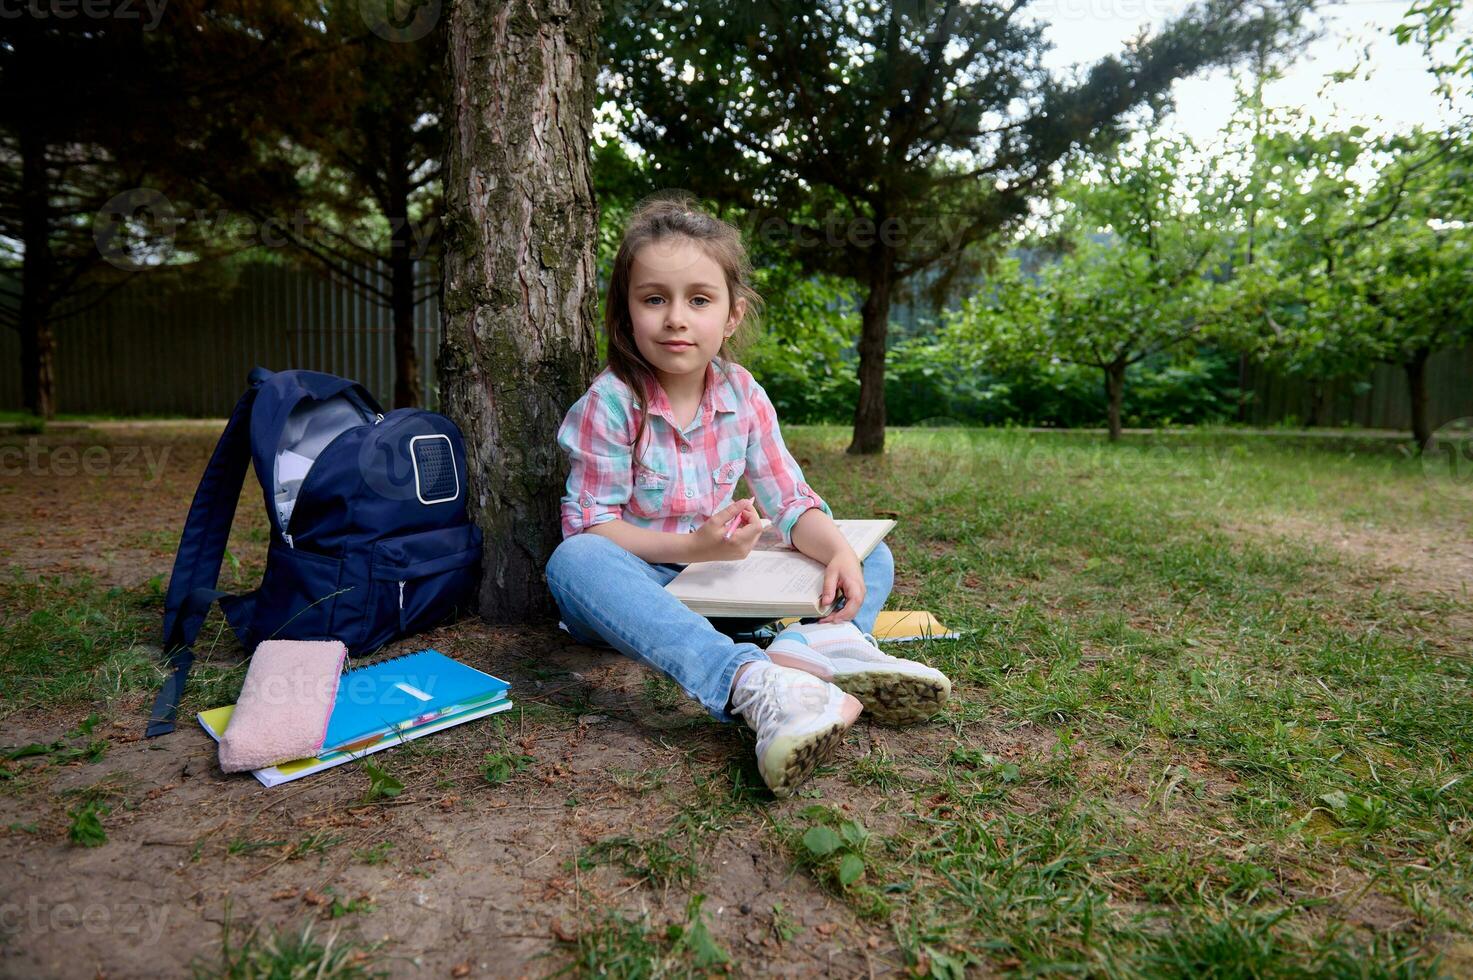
[686, 497, 762, 563]
[817, 551, 865, 624]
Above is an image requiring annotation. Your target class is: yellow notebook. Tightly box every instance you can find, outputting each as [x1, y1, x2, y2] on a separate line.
[197, 697, 512, 788]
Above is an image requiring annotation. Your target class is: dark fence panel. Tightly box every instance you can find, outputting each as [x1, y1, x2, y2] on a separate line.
[1243, 345, 1473, 431]
[2, 259, 1468, 428]
[0, 261, 439, 417]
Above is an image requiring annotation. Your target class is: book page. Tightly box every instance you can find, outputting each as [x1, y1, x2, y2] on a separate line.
[665, 518, 895, 616]
[750, 518, 894, 557]
[669, 551, 827, 602]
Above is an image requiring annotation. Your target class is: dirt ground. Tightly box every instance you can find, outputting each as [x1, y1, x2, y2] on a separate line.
[1233, 511, 1473, 647]
[4, 422, 1469, 978]
[0, 424, 930, 978]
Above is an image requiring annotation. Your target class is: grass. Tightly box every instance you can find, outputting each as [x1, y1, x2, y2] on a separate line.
[771, 425, 1473, 974]
[3, 424, 1471, 975]
[192, 908, 386, 979]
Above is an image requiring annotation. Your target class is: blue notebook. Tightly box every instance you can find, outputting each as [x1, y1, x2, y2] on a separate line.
[323, 649, 510, 751]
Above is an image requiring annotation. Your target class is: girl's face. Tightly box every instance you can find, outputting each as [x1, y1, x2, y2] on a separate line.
[627, 237, 745, 389]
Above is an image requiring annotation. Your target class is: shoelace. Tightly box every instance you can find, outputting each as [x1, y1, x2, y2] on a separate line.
[734, 667, 784, 733]
[737, 666, 825, 730]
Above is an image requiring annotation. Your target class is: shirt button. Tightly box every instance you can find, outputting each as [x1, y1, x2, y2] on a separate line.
[684, 488, 695, 498]
[680, 444, 690, 454]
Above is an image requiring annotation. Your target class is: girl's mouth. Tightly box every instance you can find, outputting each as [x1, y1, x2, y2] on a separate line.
[660, 342, 695, 351]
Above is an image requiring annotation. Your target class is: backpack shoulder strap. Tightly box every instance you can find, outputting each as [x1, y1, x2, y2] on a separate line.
[146, 369, 270, 737]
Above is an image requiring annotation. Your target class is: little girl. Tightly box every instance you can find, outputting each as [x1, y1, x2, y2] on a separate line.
[545, 195, 951, 797]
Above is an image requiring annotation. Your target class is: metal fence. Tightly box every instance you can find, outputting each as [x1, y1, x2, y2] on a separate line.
[3, 259, 1469, 429]
[1244, 346, 1473, 431]
[0, 261, 441, 416]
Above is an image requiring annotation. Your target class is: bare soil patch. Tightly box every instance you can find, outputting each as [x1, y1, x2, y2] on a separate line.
[0, 425, 916, 977]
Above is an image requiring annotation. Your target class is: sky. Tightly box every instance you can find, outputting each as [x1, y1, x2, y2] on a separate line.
[1036, 0, 1469, 143]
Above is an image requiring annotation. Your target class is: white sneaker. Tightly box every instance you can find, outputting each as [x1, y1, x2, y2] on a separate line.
[729, 661, 862, 798]
[765, 622, 951, 725]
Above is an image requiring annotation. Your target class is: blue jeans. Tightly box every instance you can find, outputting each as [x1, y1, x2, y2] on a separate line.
[544, 534, 895, 724]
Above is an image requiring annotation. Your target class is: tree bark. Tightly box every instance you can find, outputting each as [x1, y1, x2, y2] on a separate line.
[1105, 361, 1127, 443]
[440, 0, 602, 623]
[848, 242, 895, 455]
[19, 118, 56, 420]
[1406, 347, 1432, 452]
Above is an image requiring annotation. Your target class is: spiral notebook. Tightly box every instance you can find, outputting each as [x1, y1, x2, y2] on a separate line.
[325, 649, 509, 752]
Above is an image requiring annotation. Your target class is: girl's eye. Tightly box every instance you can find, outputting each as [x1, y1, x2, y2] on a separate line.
[644, 296, 664, 306]
[691, 297, 710, 307]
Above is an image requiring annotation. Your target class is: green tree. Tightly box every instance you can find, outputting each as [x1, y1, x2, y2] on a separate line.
[962, 133, 1236, 441]
[604, 0, 1317, 454]
[0, 1, 300, 417]
[161, 0, 446, 408]
[1237, 123, 1470, 447]
[1394, 0, 1472, 100]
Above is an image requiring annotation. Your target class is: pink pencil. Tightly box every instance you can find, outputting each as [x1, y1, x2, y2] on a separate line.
[721, 499, 753, 540]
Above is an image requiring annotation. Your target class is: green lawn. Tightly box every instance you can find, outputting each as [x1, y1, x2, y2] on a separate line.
[2, 425, 1470, 977]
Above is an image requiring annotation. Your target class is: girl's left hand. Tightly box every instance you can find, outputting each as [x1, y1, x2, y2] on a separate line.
[818, 553, 865, 624]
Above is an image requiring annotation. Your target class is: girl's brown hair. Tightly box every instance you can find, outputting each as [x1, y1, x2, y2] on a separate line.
[604, 192, 764, 468]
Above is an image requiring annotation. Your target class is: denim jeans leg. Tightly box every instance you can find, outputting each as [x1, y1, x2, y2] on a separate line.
[797, 539, 895, 634]
[544, 533, 769, 723]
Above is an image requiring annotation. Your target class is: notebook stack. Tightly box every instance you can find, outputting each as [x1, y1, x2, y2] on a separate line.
[198, 649, 512, 787]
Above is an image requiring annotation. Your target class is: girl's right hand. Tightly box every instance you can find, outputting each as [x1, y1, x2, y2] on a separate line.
[686, 497, 762, 562]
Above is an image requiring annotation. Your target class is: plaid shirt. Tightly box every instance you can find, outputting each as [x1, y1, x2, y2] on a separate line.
[556, 358, 831, 547]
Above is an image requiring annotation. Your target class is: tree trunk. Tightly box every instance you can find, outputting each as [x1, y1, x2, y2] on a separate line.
[440, 0, 602, 623]
[1105, 361, 1126, 443]
[1406, 347, 1432, 452]
[387, 154, 421, 409]
[848, 242, 895, 455]
[19, 118, 56, 420]
[1306, 382, 1323, 428]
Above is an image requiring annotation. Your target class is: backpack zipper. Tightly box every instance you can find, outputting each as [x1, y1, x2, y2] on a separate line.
[283, 532, 294, 549]
[398, 580, 406, 609]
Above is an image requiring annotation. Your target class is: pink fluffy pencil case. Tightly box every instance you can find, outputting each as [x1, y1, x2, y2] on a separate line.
[217, 640, 347, 773]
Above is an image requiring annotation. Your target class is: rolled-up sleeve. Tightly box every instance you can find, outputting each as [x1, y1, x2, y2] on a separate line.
[744, 379, 831, 547]
[556, 388, 633, 539]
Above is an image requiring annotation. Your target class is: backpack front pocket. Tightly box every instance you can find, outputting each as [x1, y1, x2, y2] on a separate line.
[249, 542, 347, 648]
[361, 524, 482, 653]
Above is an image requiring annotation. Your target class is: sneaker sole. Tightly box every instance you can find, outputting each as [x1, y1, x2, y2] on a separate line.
[760, 694, 862, 798]
[766, 647, 951, 726]
[829, 668, 949, 725]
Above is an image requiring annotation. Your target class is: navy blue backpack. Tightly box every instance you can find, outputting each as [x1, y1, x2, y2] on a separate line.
[146, 366, 483, 736]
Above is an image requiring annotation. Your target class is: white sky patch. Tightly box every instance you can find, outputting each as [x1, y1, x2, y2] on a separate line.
[1037, 0, 1468, 141]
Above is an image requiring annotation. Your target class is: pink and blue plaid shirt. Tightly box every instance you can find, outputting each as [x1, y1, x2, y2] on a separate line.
[556, 358, 831, 547]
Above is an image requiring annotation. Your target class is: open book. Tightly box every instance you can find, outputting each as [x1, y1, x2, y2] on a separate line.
[665, 518, 895, 617]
